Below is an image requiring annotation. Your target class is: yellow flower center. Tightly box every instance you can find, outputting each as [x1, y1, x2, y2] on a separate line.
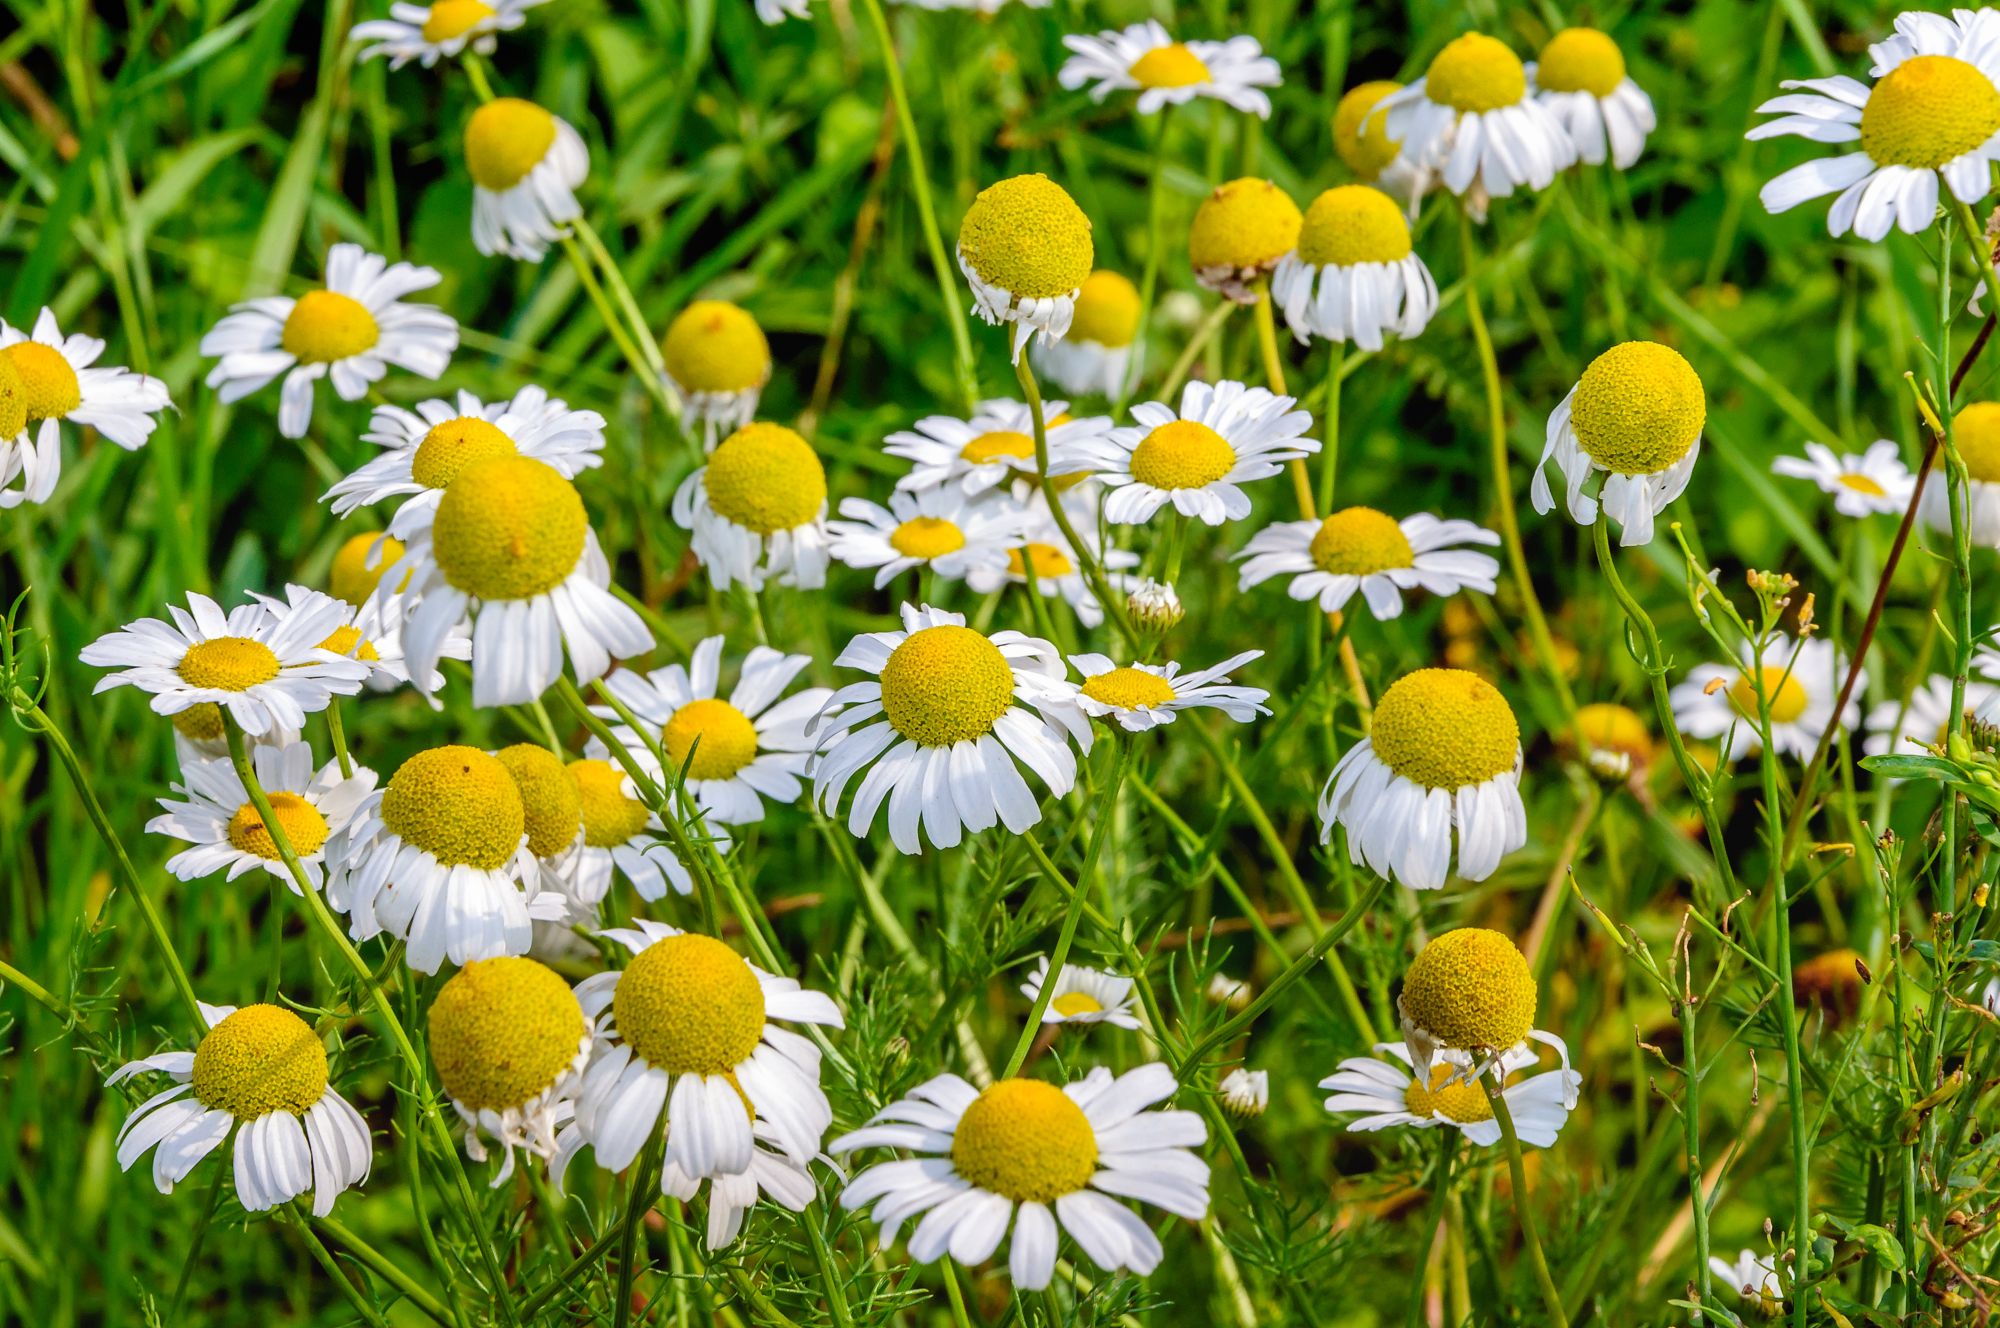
[1837, 472, 1887, 496]
[1309, 506, 1415, 575]
[178, 637, 281, 692]
[1859, 55, 2000, 171]
[1297, 184, 1412, 268]
[1425, 32, 1528, 114]
[950, 1079, 1099, 1203]
[1070, 271, 1144, 348]
[464, 97, 557, 193]
[878, 624, 1016, 747]
[1575, 701, 1650, 759]
[1333, 80, 1405, 180]
[1370, 668, 1520, 789]
[329, 532, 409, 604]
[317, 624, 380, 662]
[0, 354, 26, 440]
[958, 174, 1094, 301]
[428, 956, 586, 1113]
[1569, 340, 1707, 475]
[280, 290, 380, 365]
[1730, 666, 1810, 726]
[495, 743, 583, 859]
[1188, 178, 1303, 273]
[1080, 666, 1177, 710]
[431, 456, 587, 601]
[664, 697, 761, 781]
[570, 758, 652, 848]
[1007, 542, 1075, 579]
[959, 431, 1035, 465]
[889, 516, 968, 560]
[1129, 419, 1236, 490]
[704, 422, 827, 535]
[1536, 28, 1627, 98]
[171, 703, 226, 744]
[1400, 927, 1537, 1051]
[227, 792, 331, 860]
[663, 300, 771, 395]
[380, 745, 526, 870]
[2, 342, 80, 422]
[1953, 401, 2000, 482]
[420, 0, 495, 43]
[1128, 42, 1211, 89]
[1402, 1064, 1495, 1123]
[1051, 991, 1104, 1017]
[192, 1004, 328, 1119]
[412, 416, 518, 490]
[613, 933, 766, 1075]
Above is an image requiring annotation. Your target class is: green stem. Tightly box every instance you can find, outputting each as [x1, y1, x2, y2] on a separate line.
[288, 1206, 390, 1328]
[1319, 338, 1345, 514]
[327, 696, 355, 778]
[313, 1216, 457, 1328]
[1405, 1129, 1457, 1326]
[612, 1114, 668, 1328]
[1485, 1067, 1570, 1328]
[1016, 354, 1139, 647]
[1679, 995, 1714, 1320]
[802, 1208, 856, 1328]
[1125, 107, 1173, 414]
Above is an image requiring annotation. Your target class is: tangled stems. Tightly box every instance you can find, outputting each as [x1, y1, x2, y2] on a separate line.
[1015, 354, 1140, 647]
[1485, 1065, 1570, 1328]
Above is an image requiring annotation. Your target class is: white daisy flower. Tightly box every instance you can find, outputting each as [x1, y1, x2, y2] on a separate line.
[1320, 1040, 1579, 1148]
[590, 635, 833, 825]
[1058, 21, 1281, 118]
[555, 1114, 824, 1248]
[351, 0, 546, 68]
[1318, 668, 1526, 891]
[1528, 27, 1657, 170]
[1235, 507, 1499, 618]
[662, 301, 772, 450]
[1334, 81, 1427, 209]
[886, 397, 1112, 497]
[1053, 379, 1317, 527]
[0, 308, 170, 508]
[1922, 401, 2000, 545]
[1030, 271, 1144, 397]
[831, 1063, 1209, 1291]
[1750, 8, 2000, 242]
[148, 740, 377, 891]
[828, 487, 1024, 590]
[1772, 439, 1913, 517]
[1669, 634, 1860, 763]
[1394, 928, 1575, 1093]
[109, 1002, 371, 1215]
[1270, 185, 1439, 348]
[1865, 673, 2000, 757]
[464, 96, 588, 261]
[290, 585, 469, 698]
[957, 174, 1094, 363]
[1218, 1067, 1268, 1119]
[1186, 178, 1301, 305]
[564, 756, 723, 902]
[1054, 650, 1269, 739]
[673, 422, 831, 592]
[809, 604, 1084, 854]
[1531, 340, 1706, 547]
[965, 522, 1139, 630]
[80, 592, 370, 738]
[200, 244, 457, 439]
[1020, 957, 1141, 1029]
[1709, 1249, 1784, 1318]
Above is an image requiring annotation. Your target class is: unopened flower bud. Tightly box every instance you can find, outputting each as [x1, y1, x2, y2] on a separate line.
[1206, 973, 1252, 1010]
[1126, 578, 1183, 633]
[1219, 1067, 1268, 1119]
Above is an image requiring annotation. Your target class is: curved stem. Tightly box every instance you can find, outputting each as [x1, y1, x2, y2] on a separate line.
[1017, 354, 1139, 647]
[1485, 1068, 1570, 1328]
[1250, 281, 1315, 521]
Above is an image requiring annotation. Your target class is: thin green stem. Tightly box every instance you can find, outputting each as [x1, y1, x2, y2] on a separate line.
[1016, 354, 1139, 647]
[313, 1216, 457, 1328]
[1485, 1067, 1570, 1328]
[1319, 338, 1346, 514]
[1405, 1129, 1456, 1326]
[612, 1114, 668, 1328]
[288, 1206, 391, 1328]
[1126, 108, 1173, 414]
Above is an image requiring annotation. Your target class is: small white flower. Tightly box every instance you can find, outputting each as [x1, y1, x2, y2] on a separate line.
[465, 97, 589, 262]
[886, 397, 1111, 497]
[1020, 957, 1141, 1028]
[1709, 1249, 1784, 1317]
[1236, 507, 1498, 618]
[673, 422, 831, 593]
[1532, 340, 1706, 547]
[1218, 1068, 1268, 1118]
[1054, 650, 1269, 740]
[564, 757, 723, 903]
[965, 521, 1139, 630]
[1320, 1041, 1579, 1148]
[1030, 272, 1143, 398]
[351, 0, 547, 68]
[0, 308, 171, 508]
[1528, 27, 1657, 170]
[957, 174, 1095, 363]
[1670, 634, 1861, 763]
[1864, 673, 1999, 756]
[148, 740, 376, 891]
[661, 301, 772, 449]
[1270, 186, 1438, 349]
[1772, 439, 1913, 517]
[828, 487, 1024, 589]
[258, 581, 468, 700]
[1058, 21, 1281, 118]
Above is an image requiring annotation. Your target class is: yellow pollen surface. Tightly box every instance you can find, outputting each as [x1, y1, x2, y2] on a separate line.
[495, 743, 583, 859]
[428, 956, 586, 1113]
[1051, 992, 1105, 1017]
[421, 0, 495, 43]
[1080, 666, 1177, 710]
[1953, 401, 2000, 482]
[192, 1004, 328, 1119]
[1400, 927, 1537, 1052]
[663, 300, 772, 395]
[329, 532, 409, 605]
[0, 354, 26, 440]
[1569, 340, 1706, 475]
[1309, 506, 1415, 575]
[412, 416, 518, 490]
[959, 431, 1035, 465]
[1425, 32, 1528, 114]
[1129, 419, 1236, 490]
[1575, 701, 1650, 759]
[1070, 271, 1145, 348]
[3, 342, 80, 421]
[431, 455, 587, 602]
[704, 422, 827, 534]
[1536, 28, 1627, 98]
[380, 745, 526, 870]
[1837, 472, 1887, 496]
[1333, 81, 1405, 179]
[889, 516, 967, 560]
[1860, 55, 2000, 171]
[1128, 42, 1211, 89]
[664, 698, 761, 781]
[1298, 185, 1412, 267]
[1730, 666, 1810, 726]
[613, 933, 766, 1075]
[879, 624, 1016, 747]
[1188, 178, 1303, 273]
[1007, 542, 1076, 579]
[281, 290, 380, 365]
[464, 97, 557, 192]
[1369, 668, 1520, 789]
[317, 624, 380, 663]
[570, 758, 651, 848]
[950, 1079, 1098, 1203]
[228, 792, 331, 860]
[958, 174, 1094, 301]
[178, 637, 281, 692]
[1403, 1064, 1495, 1123]
[171, 703, 226, 744]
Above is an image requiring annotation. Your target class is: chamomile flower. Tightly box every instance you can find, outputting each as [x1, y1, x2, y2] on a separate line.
[1236, 507, 1498, 618]
[109, 1002, 371, 1215]
[428, 956, 590, 1184]
[966, 523, 1139, 630]
[886, 397, 1111, 496]
[809, 604, 1083, 854]
[328, 386, 606, 538]
[565, 757, 720, 902]
[1270, 185, 1439, 349]
[1125, 578, 1184, 633]
[568, 920, 843, 1179]
[255, 581, 464, 699]
[164, 706, 300, 767]
[1031, 272, 1144, 396]
[1187, 178, 1302, 304]
[1395, 928, 1575, 1090]
[200, 244, 457, 439]
[1532, 340, 1707, 547]
[465, 97, 588, 261]
[957, 174, 1094, 362]
[1320, 1040, 1579, 1147]
[1868, 674, 2000, 760]
[1219, 1068, 1267, 1118]
[1318, 668, 1526, 891]
[832, 1063, 1209, 1291]
[1573, 701, 1654, 784]
[148, 740, 377, 891]
[392, 455, 653, 708]
[1772, 439, 1913, 517]
[673, 422, 831, 592]
[1375, 33, 1578, 216]
[828, 487, 1023, 590]
[1058, 22, 1280, 118]
[328, 531, 408, 606]
[1710, 1250, 1784, 1317]
[81, 591, 370, 738]
[1922, 401, 2000, 544]
[0, 308, 170, 508]
[1529, 28, 1657, 169]
[1021, 957, 1141, 1029]
[1334, 81, 1424, 204]
[663, 301, 772, 449]
[1669, 634, 1860, 762]
[554, 1115, 824, 1249]
[1750, 9, 2000, 241]
[1057, 650, 1269, 738]
[1054, 379, 1317, 526]
[352, 0, 546, 68]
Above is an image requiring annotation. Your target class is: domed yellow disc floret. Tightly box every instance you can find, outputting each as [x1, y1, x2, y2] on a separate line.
[1298, 185, 1412, 268]
[704, 423, 827, 535]
[0, 354, 26, 440]
[1575, 701, 1650, 758]
[171, 703, 226, 744]
[1400, 927, 1537, 1051]
[380, 745, 526, 870]
[412, 417, 518, 490]
[2, 342, 80, 422]
[1129, 419, 1236, 490]
[1333, 81, 1405, 180]
[1730, 666, 1809, 726]
[465, 97, 556, 192]
[1069, 271, 1144, 349]
[178, 637, 281, 692]
[1080, 666, 1176, 711]
[1007, 542, 1075, 579]
[330, 532, 408, 605]
[1052, 991, 1104, 1017]
[428, 956, 586, 1113]
[431, 455, 587, 602]
[879, 624, 1016, 747]
[1860, 55, 2000, 171]
[960, 431, 1035, 465]
[570, 757, 651, 847]
[228, 791, 331, 860]
[950, 1079, 1098, 1203]
[1403, 1063, 1495, 1123]
[1188, 179, 1303, 273]
[1310, 506, 1415, 575]
[1569, 340, 1706, 476]
[281, 290, 380, 365]
[192, 1004, 329, 1119]
[1424, 32, 1528, 114]
[665, 698, 760, 781]
[1370, 668, 1520, 789]
[613, 933, 766, 1075]
[889, 517, 967, 560]
[1537, 28, 1627, 98]
[317, 625, 380, 662]
[495, 743, 583, 859]
[1129, 42, 1211, 89]
[663, 301, 772, 395]
[958, 174, 1094, 301]
[1953, 401, 2000, 482]
[422, 0, 495, 43]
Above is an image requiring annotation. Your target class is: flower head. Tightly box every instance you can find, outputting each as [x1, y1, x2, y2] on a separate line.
[828, 487, 1025, 590]
[148, 739, 377, 891]
[1532, 340, 1706, 546]
[429, 956, 590, 1182]
[1031, 271, 1144, 397]
[1530, 27, 1657, 169]
[465, 97, 588, 261]
[1056, 650, 1269, 739]
[1321, 1039, 1579, 1146]
[1021, 956, 1141, 1028]
[1921, 401, 2000, 545]
[1059, 21, 1280, 118]
[1187, 178, 1301, 302]
[352, 0, 547, 68]
[957, 175, 1094, 362]
[1772, 439, 1913, 517]
[1271, 185, 1439, 348]
[673, 422, 831, 591]
[1236, 506, 1497, 617]
[663, 301, 772, 448]
[885, 396, 1111, 497]
[1670, 633, 1860, 762]
[0, 308, 171, 508]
